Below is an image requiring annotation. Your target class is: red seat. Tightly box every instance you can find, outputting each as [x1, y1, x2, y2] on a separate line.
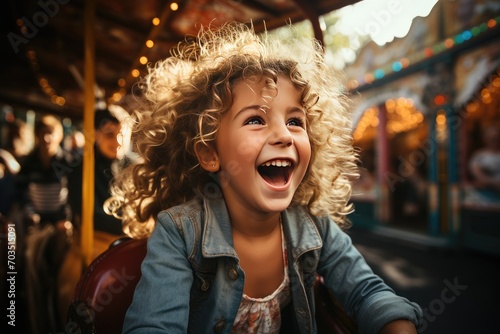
[66, 237, 147, 334]
[67, 237, 356, 334]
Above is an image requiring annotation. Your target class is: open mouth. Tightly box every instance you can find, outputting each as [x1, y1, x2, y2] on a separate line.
[258, 159, 293, 186]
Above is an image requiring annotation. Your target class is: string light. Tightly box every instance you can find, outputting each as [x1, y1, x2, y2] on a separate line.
[353, 97, 425, 141]
[25, 48, 65, 106]
[110, 5, 184, 100]
[351, 16, 500, 89]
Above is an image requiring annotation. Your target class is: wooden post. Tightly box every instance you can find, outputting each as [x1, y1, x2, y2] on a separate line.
[82, 0, 95, 266]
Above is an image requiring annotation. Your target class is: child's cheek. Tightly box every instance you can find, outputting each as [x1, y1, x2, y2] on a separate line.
[218, 160, 241, 189]
[237, 138, 261, 163]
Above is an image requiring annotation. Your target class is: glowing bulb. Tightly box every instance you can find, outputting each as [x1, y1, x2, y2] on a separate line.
[436, 114, 446, 125]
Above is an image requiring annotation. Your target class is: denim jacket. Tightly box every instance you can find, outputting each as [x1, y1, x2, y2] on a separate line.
[123, 194, 422, 334]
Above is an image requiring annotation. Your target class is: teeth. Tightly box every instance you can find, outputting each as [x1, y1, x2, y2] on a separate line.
[261, 160, 291, 167]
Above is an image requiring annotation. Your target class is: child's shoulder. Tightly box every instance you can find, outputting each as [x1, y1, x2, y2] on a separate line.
[158, 195, 205, 220]
[284, 205, 335, 232]
[155, 196, 206, 243]
[287, 204, 347, 234]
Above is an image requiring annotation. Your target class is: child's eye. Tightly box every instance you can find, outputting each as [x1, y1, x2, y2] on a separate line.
[245, 117, 264, 125]
[287, 117, 305, 128]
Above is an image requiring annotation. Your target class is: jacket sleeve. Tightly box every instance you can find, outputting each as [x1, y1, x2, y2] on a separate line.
[122, 211, 193, 334]
[316, 219, 423, 334]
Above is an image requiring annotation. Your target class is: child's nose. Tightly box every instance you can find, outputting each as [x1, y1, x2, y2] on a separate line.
[270, 123, 293, 147]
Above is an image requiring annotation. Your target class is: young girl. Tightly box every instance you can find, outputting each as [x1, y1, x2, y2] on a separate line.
[111, 23, 422, 333]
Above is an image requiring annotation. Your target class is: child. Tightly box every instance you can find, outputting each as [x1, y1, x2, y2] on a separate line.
[111, 23, 423, 333]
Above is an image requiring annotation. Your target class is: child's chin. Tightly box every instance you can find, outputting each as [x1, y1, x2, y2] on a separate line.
[261, 198, 294, 213]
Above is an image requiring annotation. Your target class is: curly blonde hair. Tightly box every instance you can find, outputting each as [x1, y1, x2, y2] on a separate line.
[109, 22, 358, 238]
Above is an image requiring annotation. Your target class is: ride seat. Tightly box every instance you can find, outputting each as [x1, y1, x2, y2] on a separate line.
[66, 237, 147, 334]
[66, 237, 357, 334]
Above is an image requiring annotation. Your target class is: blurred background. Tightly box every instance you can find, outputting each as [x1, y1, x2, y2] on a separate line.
[1, 0, 499, 333]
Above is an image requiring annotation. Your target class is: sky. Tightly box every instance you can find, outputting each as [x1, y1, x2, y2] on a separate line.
[335, 0, 439, 45]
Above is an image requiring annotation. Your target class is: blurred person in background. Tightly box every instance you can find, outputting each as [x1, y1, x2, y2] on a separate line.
[0, 119, 33, 219]
[0, 149, 19, 216]
[469, 123, 500, 203]
[16, 113, 75, 334]
[68, 108, 130, 259]
[0, 118, 33, 334]
[64, 128, 85, 157]
[17, 114, 72, 227]
[3, 118, 34, 159]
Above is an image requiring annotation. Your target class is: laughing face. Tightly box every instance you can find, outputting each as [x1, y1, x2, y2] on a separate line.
[209, 75, 311, 218]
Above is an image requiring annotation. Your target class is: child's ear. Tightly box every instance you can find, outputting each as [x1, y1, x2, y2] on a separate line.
[194, 142, 220, 172]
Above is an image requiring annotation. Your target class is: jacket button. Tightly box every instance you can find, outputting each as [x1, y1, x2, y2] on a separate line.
[201, 281, 209, 291]
[227, 268, 239, 280]
[214, 319, 226, 333]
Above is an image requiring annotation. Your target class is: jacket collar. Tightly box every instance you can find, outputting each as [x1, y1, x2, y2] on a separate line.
[201, 194, 238, 259]
[201, 195, 323, 261]
[282, 205, 323, 260]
